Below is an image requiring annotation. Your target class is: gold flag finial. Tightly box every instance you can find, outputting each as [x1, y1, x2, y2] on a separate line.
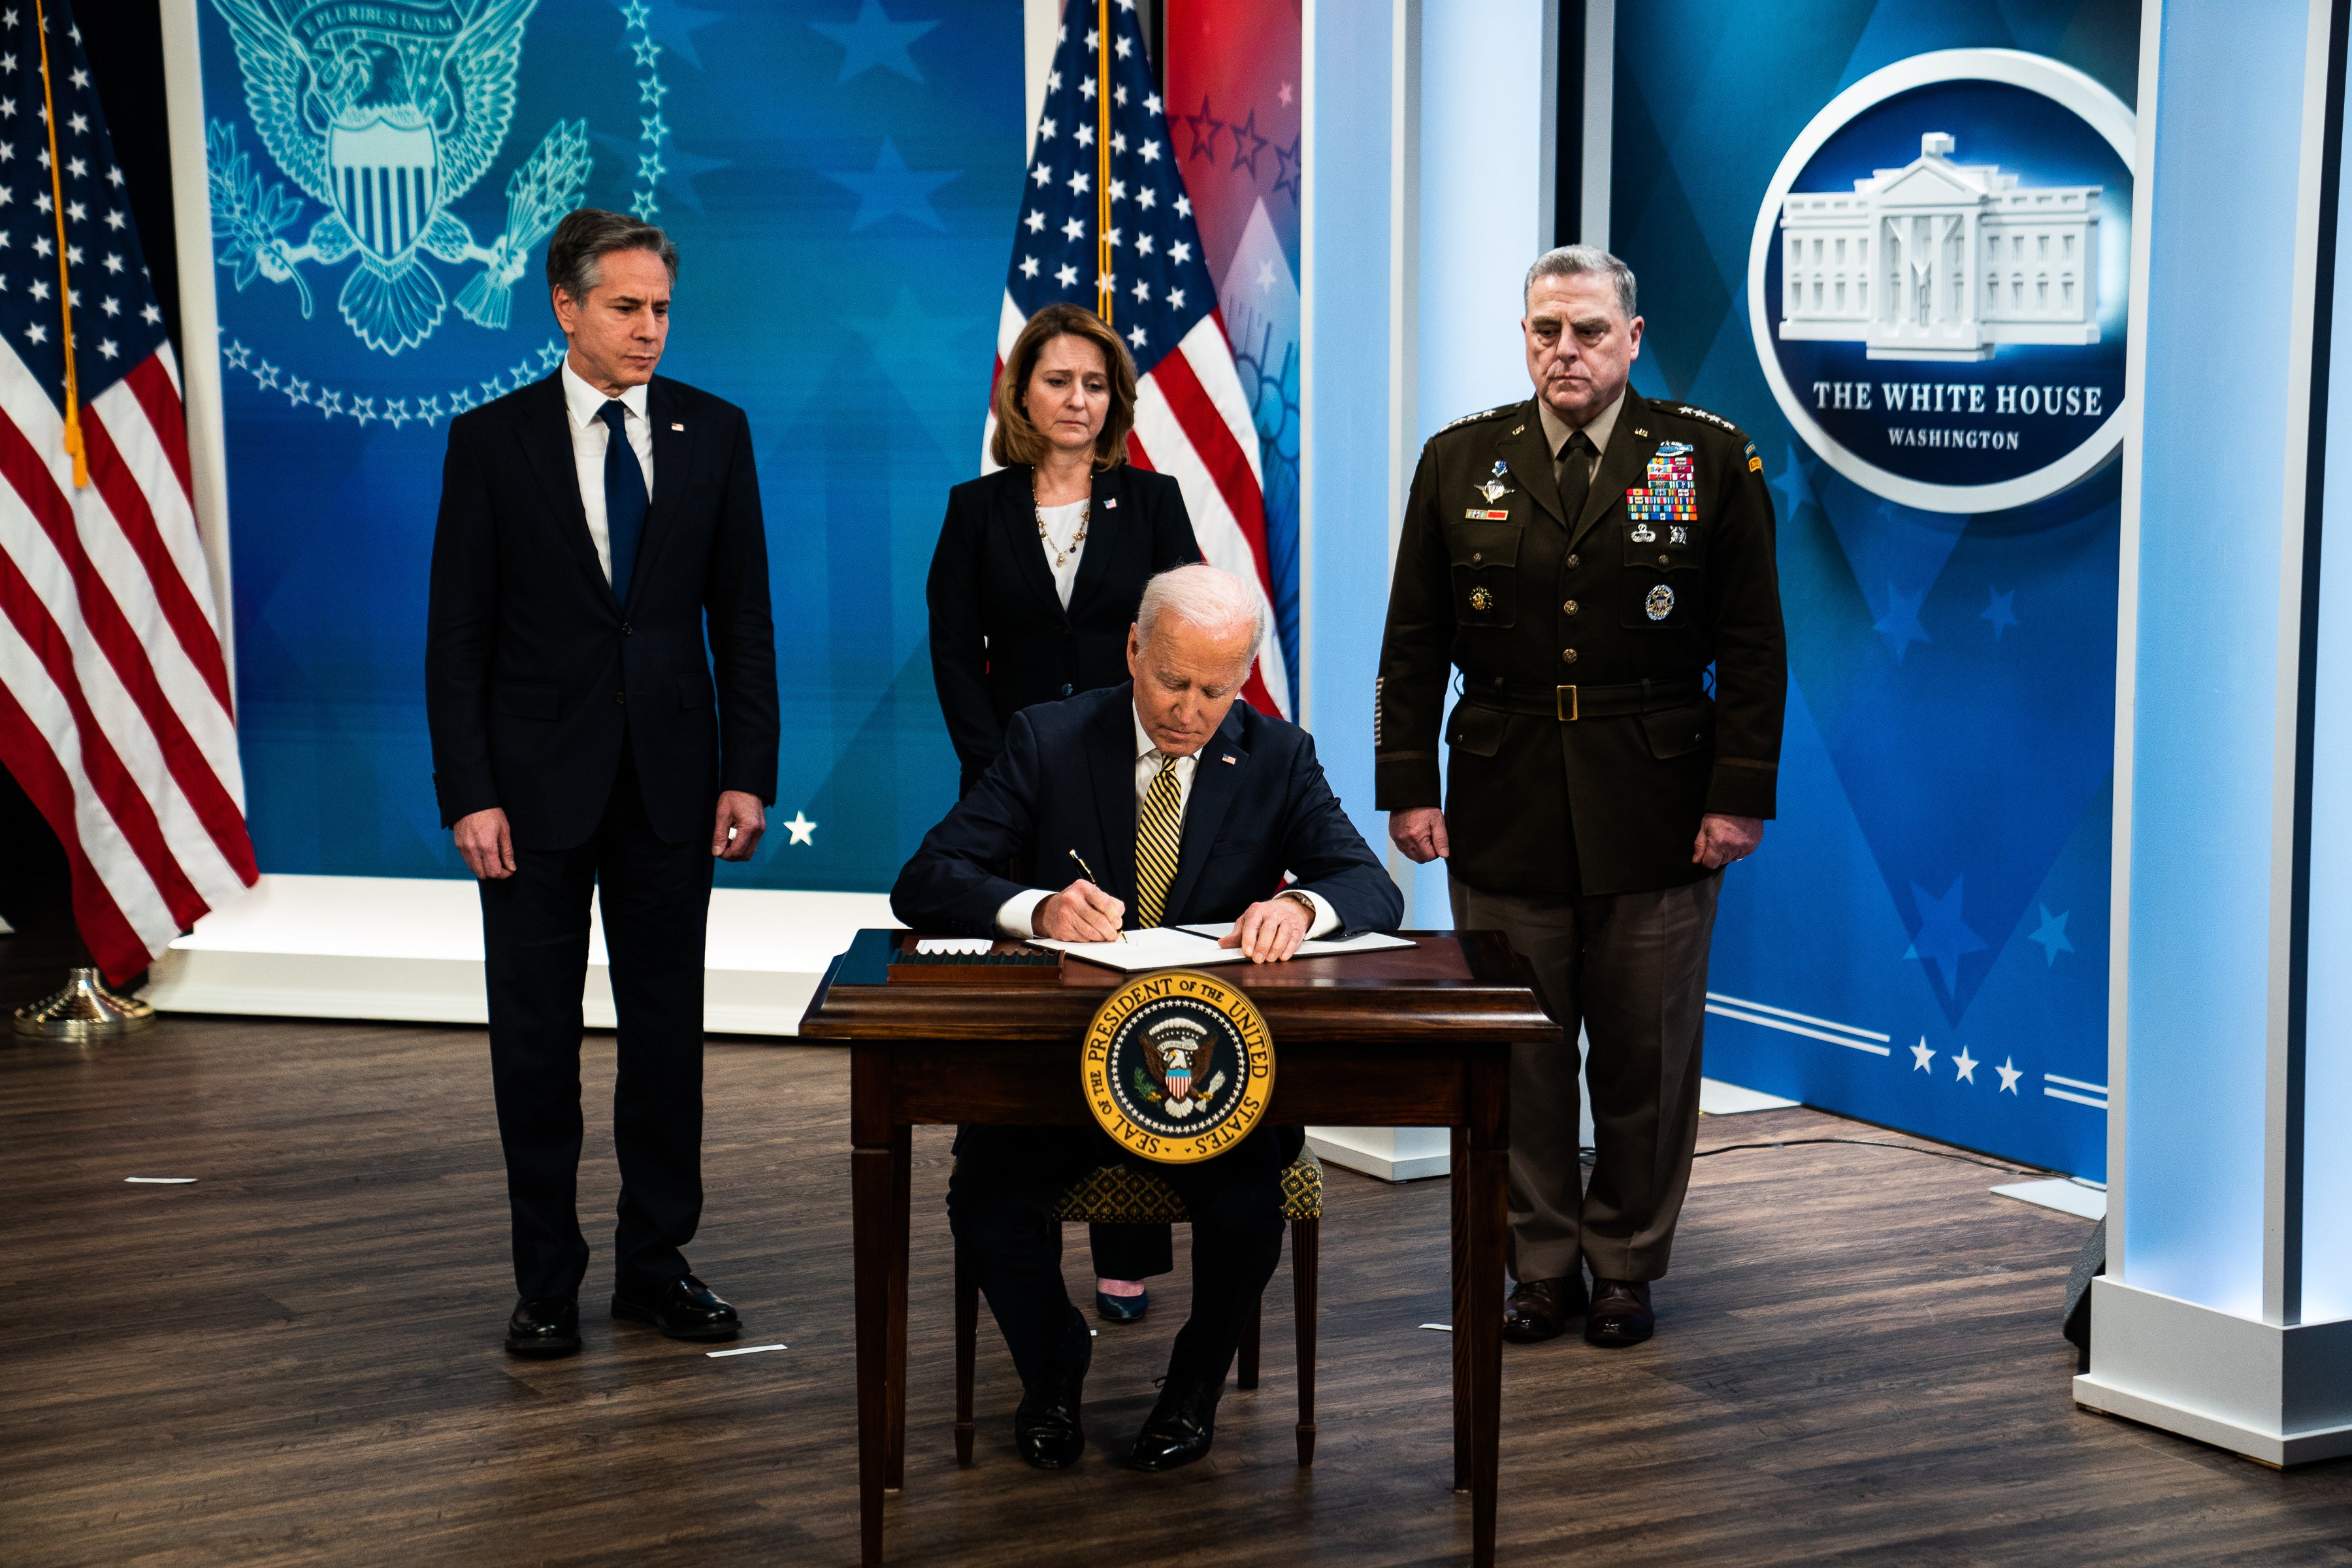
[32, 0, 86, 489]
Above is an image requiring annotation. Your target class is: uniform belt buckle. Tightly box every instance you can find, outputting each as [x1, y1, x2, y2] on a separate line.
[1556, 685, 1579, 722]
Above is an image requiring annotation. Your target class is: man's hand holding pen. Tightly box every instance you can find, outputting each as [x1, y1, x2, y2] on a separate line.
[1036, 879, 1127, 942]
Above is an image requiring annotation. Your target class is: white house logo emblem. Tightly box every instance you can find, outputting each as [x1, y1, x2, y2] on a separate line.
[208, 0, 591, 355]
[1747, 50, 2136, 513]
[1778, 131, 2100, 362]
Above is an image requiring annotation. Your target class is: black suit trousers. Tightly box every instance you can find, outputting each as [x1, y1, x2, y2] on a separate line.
[480, 759, 713, 1299]
[948, 1124, 1286, 1388]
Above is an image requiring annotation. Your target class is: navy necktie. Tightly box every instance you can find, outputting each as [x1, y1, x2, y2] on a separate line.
[598, 399, 648, 599]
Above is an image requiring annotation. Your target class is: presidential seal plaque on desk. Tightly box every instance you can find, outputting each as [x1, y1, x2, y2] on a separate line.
[1083, 970, 1274, 1163]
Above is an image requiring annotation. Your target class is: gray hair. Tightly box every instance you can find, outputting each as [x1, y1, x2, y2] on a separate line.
[546, 208, 679, 305]
[1136, 564, 1264, 662]
[1524, 244, 1637, 320]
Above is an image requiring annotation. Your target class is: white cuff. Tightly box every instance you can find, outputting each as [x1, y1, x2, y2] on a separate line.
[1296, 889, 1340, 939]
[996, 889, 1053, 939]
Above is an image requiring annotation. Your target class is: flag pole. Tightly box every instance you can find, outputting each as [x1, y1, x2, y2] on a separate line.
[11, 0, 156, 1041]
[1095, 0, 1112, 325]
[31, 0, 85, 488]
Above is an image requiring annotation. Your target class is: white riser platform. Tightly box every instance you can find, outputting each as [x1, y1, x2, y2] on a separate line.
[140, 874, 895, 1036]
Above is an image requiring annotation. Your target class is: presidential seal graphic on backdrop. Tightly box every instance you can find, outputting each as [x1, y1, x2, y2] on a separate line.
[1083, 971, 1273, 1164]
[1748, 50, 2136, 513]
[208, 0, 591, 356]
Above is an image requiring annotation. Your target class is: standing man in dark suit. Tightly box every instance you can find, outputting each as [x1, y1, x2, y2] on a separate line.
[894, 564, 1402, 1473]
[426, 208, 779, 1357]
[1376, 245, 1786, 1350]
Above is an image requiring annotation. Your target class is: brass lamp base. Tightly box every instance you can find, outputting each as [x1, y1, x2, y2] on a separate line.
[12, 966, 155, 1041]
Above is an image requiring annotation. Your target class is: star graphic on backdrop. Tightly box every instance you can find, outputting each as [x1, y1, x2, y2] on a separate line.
[1982, 586, 2019, 639]
[592, 129, 730, 212]
[1181, 95, 1223, 162]
[625, 0, 724, 71]
[1909, 1037, 1936, 1071]
[1872, 580, 1933, 663]
[1228, 106, 1269, 176]
[1952, 1045, 1980, 1084]
[1768, 446, 1816, 522]
[1996, 1057, 2023, 1094]
[825, 137, 955, 230]
[1271, 134, 1301, 202]
[2028, 904, 2075, 968]
[843, 286, 979, 457]
[785, 812, 817, 845]
[809, 0, 938, 82]
[1278, 81, 1294, 106]
[1909, 875, 1989, 992]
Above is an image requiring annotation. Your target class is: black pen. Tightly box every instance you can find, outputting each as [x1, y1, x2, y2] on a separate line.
[1067, 849, 1127, 941]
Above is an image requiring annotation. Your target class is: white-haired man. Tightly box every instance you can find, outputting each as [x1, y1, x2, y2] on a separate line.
[894, 564, 1403, 1473]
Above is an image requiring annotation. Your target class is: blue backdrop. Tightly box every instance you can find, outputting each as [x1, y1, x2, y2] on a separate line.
[1612, 0, 2138, 1177]
[198, 0, 1021, 892]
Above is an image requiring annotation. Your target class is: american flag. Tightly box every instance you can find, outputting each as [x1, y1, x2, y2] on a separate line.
[987, 0, 1289, 716]
[0, 0, 255, 983]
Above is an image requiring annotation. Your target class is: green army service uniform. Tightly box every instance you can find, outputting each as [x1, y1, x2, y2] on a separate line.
[1375, 387, 1786, 1288]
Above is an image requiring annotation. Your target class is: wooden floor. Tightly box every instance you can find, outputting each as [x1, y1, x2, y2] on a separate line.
[3, 988, 2349, 1565]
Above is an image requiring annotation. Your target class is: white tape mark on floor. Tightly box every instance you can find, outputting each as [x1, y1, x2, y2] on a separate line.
[706, 1343, 789, 1358]
[125, 1177, 197, 1184]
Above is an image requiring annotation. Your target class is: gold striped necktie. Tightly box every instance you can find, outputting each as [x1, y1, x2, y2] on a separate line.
[1135, 754, 1183, 930]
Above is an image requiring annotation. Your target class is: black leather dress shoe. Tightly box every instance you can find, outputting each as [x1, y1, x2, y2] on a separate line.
[1130, 1372, 1220, 1472]
[1014, 1330, 1091, 1469]
[1584, 1278, 1656, 1348]
[611, 1274, 741, 1341]
[1501, 1275, 1588, 1344]
[506, 1296, 581, 1357]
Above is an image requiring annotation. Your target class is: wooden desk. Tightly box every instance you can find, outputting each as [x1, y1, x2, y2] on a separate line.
[799, 930, 1558, 1567]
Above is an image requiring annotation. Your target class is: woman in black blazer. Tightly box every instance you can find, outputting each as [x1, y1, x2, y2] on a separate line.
[926, 302, 1198, 1318]
[928, 303, 1202, 796]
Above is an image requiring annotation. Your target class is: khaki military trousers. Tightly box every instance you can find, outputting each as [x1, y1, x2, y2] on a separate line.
[1450, 872, 1720, 1284]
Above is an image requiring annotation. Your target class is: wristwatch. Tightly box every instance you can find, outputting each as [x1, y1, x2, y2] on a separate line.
[1279, 889, 1318, 921]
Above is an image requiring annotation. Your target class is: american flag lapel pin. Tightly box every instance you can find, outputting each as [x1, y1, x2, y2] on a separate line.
[1104, 497, 1117, 508]
[1221, 754, 1236, 764]
[670, 422, 685, 431]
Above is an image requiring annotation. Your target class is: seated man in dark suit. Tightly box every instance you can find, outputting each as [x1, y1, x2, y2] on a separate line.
[892, 564, 1403, 1473]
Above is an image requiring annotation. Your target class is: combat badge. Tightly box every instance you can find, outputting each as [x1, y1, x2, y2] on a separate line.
[1083, 971, 1275, 1164]
[1646, 584, 1676, 621]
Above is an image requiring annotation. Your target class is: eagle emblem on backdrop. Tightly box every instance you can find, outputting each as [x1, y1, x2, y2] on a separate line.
[1081, 972, 1275, 1164]
[207, 0, 590, 354]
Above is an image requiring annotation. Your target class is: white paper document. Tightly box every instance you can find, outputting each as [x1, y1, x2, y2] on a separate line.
[1028, 923, 1415, 972]
[1178, 923, 1418, 957]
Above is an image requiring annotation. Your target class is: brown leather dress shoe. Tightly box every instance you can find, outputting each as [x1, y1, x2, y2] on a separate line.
[1501, 1275, 1588, 1343]
[1584, 1278, 1655, 1347]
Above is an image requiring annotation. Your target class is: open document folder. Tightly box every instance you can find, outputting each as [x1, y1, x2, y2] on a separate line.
[1026, 923, 1416, 973]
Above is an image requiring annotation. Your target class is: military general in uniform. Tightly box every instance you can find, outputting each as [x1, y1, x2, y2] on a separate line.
[1375, 245, 1786, 1348]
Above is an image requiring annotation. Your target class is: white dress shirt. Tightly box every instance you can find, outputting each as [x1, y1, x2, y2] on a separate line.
[1036, 498, 1087, 608]
[560, 358, 655, 585]
[994, 706, 1342, 939]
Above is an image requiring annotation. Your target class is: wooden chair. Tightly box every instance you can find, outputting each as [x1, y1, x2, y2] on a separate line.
[953, 1147, 1325, 1467]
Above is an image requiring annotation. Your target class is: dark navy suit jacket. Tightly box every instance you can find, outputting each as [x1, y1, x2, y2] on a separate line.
[891, 683, 1403, 939]
[425, 372, 778, 850]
